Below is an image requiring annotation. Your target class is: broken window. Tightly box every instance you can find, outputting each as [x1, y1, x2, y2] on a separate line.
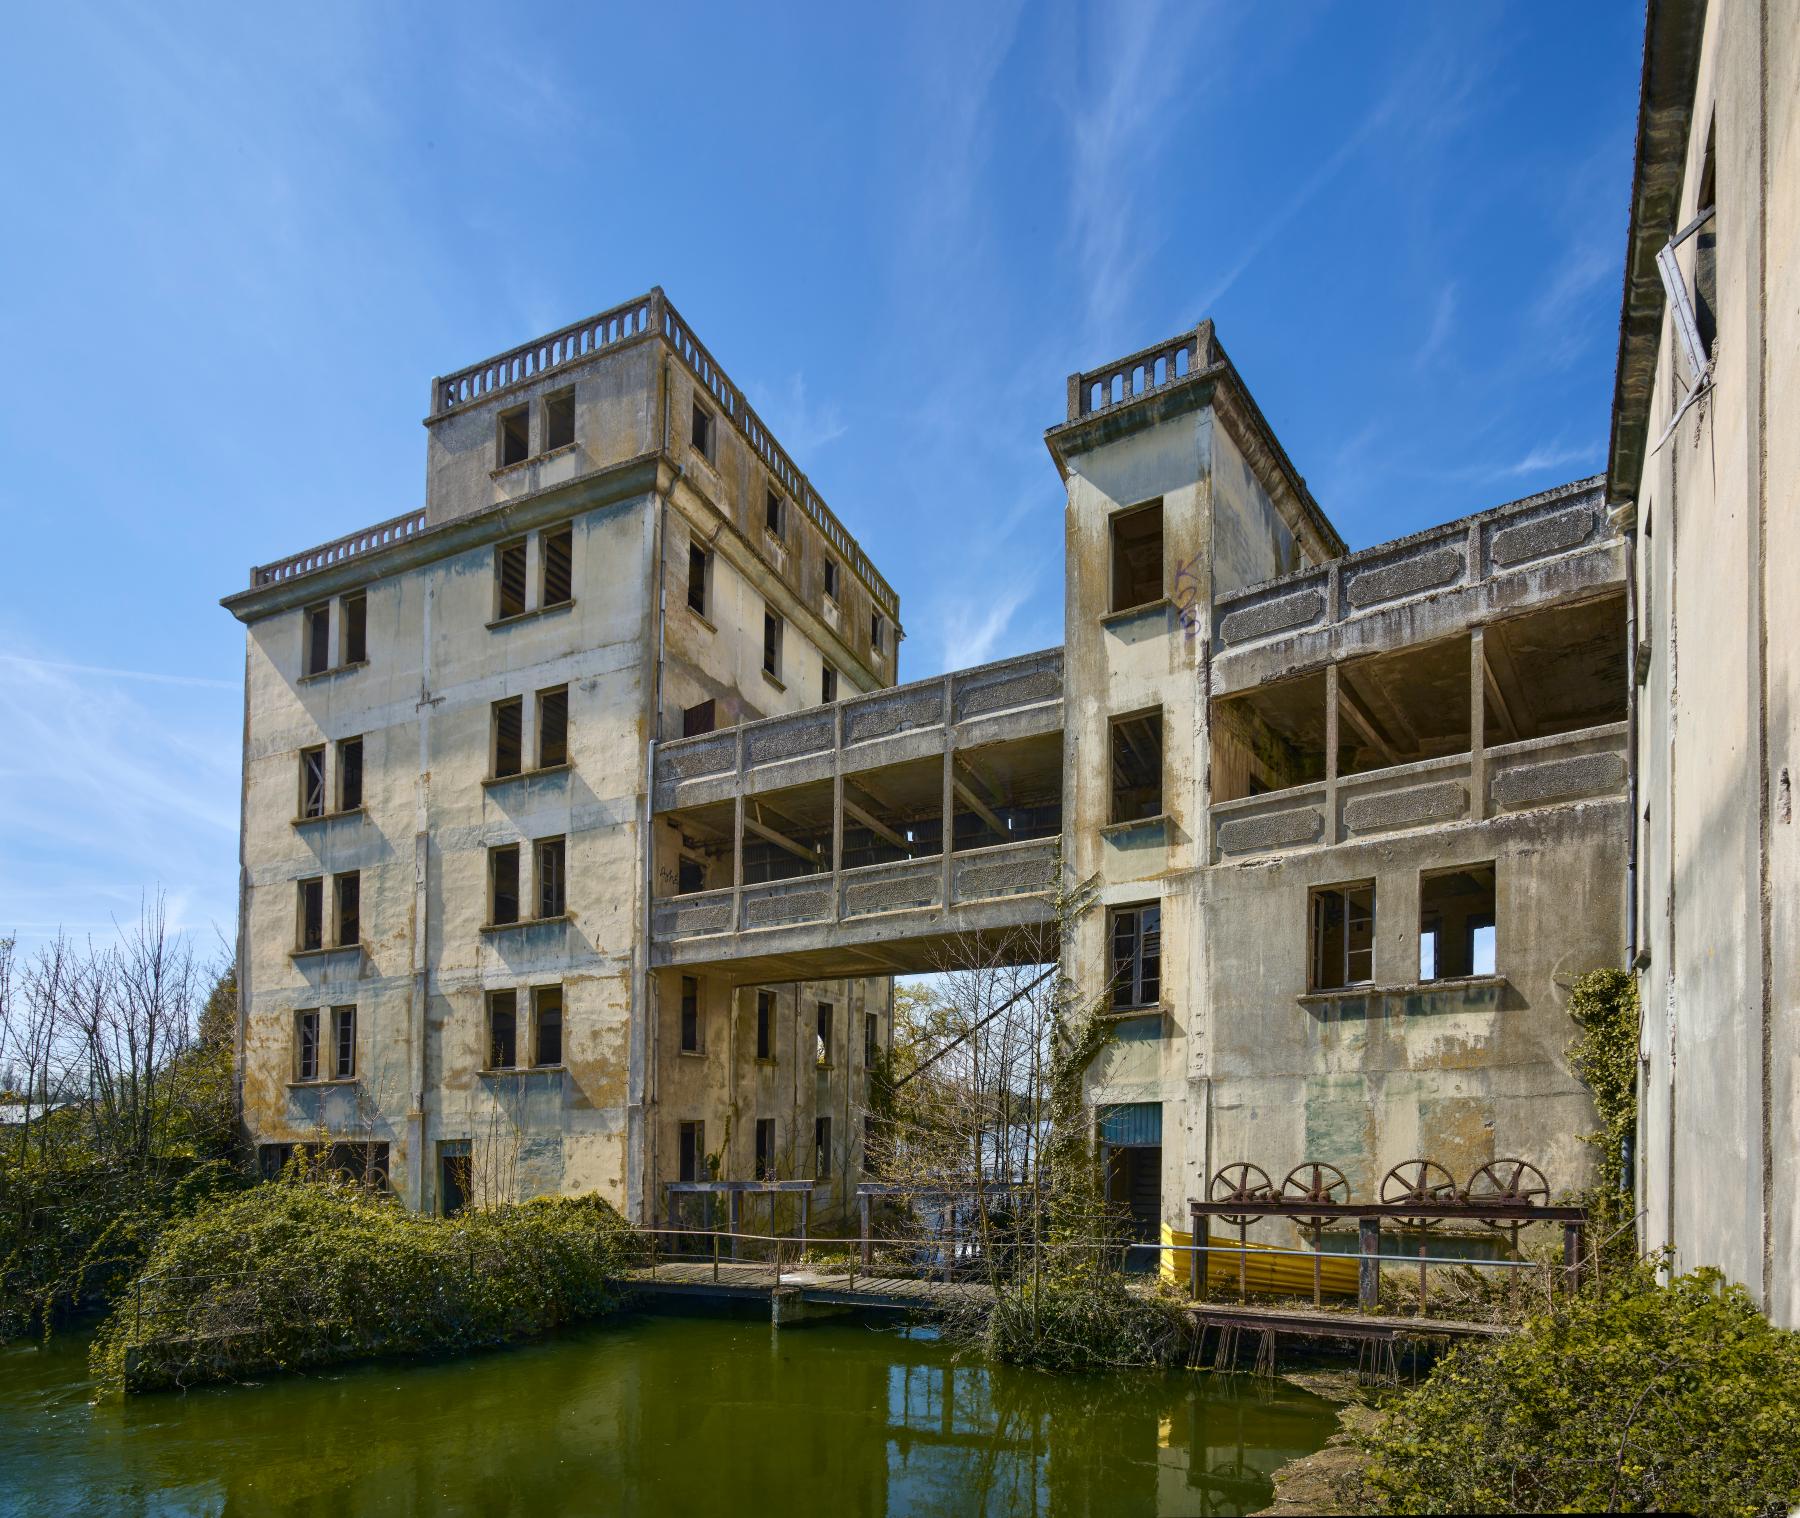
[682, 699, 715, 738]
[490, 844, 520, 926]
[680, 976, 701, 1053]
[488, 990, 518, 1068]
[300, 746, 326, 819]
[763, 608, 783, 680]
[1310, 881, 1375, 991]
[754, 1117, 776, 1180]
[765, 488, 784, 538]
[544, 387, 575, 451]
[337, 736, 363, 812]
[341, 593, 367, 665]
[1419, 863, 1496, 982]
[1110, 499, 1163, 613]
[687, 541, 709, 616]
[1693, 132, 1717, 358]
[492, 697, 523, 779]
[821, 665, 837, 704]
[691, 401, 712, 459]
[756, 990, 774, 1060]
[331, 1005, 356, 1079]
[823, 559, 839, 600]
[304, 603, 331, 677]
[677, 856, 704, 894]
[678, 1120, 705, 1183]
[816, 1003, 833, 1067]
[498, 404, 530, 468]
[815, 1115, 831, 1180]
[865, 1012, 879, 1068]
[296, 1009, 319, 1081]
[542, 526, 573, 608]
[334, 871, 360, 947]
[535, 836, 566, 919]
[496, 538, 528, 620]
[1110, 710, 1164, 822]
[538, 686, 568, 768]
[1110, 903, 1162, 1009]
[533, 984, 563, 1066]
[298, 877, 324, 951]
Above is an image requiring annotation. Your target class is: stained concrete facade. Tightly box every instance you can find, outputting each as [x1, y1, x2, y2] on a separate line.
[1609, 0, 1800, 1325]
[225, 291, 897, 1222]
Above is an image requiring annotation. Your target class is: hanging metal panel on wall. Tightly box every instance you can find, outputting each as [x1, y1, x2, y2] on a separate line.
[1098, 1101, 1163, 1147]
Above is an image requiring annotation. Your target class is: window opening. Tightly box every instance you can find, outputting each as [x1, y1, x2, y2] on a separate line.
[816, 1003, 833, 1067]
[296, 1009, 319, 1082]
[756, 990, 774, 1060]
[815, 1116, 832, 1180]
[331, 1005, 356, 1079]
[490, 845, 521, 925]
[680, 976, 701, 1053]
[498, 405, 529, 467]
[544, 388, 575, 452]
[691, 402, 712, 459]
[679, 1120, 705, 1183]
[682, 699, 715, 737]
[300, 746, 326, 819]
[1110, 710, 1164, 822]
[1310, 881, 1375, 990]
[821, 665, 837, 704]
[336, 737, 363, 812]
[870, 614, 885, 655]
[533, 985, 563, 1066]
[341, 593, 367, 665]
[864, 1012, 879, 1068]
[496, 539, 528, 620]
[1419, 863, 1496, 981]
[493, 698, 523, 778]
[334, 872, 360, 947]
[304, 603, 330, 676]
[755, 1117, 776, 1180]
[1110, 499, 1163, 612]
[298, 877, 324, 950]
[765, 489, 784, 538]
[538, 686, 568, 768]
[535, 836, 566, 918]
[687, 541, 708, 616]
[763, 609, 782, 679]
[488, 990, 518, 1069]
[1110, 904, 1162, 1009]
[542, 527, 573, 607]
[677, 856, 705, 894]
[823, 559, 839, 600]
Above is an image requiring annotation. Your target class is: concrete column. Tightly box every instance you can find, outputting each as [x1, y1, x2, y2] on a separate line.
[524, 530, 542, 614]
[1358, 1216, 1381, 1311]
[731, 727, 745, 932]
[1470, 628, 1488, 823]
[831, 704, 844, 920]
[1324, 663, 1341, 845]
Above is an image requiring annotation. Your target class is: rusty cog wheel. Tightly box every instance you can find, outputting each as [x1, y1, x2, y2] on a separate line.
[1209, 1162, 1273, 1226]
[1281, 1162, 1350, 1229]
[1462, 1158, 1549, 1227]
[1379, 1159, 1458, 1226]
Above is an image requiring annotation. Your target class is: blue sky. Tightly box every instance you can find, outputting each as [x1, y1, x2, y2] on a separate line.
[0, 2, 1642, 949]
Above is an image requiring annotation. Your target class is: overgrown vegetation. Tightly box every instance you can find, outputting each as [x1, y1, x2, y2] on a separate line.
[1357, 1265, 1800, 1516]
[0, 902, 241, 1341]
[92, 1179, 644, 1393]
[1567, 966, 1639, 1253]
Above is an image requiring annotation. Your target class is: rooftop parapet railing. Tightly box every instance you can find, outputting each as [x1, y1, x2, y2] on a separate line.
[250, 507, 428, 589]
[431, 292, 657, 417]
[1066, 320, 1218, 421]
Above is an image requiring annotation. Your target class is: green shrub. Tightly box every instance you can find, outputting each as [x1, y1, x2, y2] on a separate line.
[1357, 1266, 1800, 1515]
[91, 1182, 643, 1393]
[982, 1268, 1192, 1373]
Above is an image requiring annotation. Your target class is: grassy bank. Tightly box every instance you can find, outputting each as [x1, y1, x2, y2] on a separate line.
[93, 1181, 644, 1393]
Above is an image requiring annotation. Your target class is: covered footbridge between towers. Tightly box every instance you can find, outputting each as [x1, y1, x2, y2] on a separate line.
[650, 648, 1066, 982]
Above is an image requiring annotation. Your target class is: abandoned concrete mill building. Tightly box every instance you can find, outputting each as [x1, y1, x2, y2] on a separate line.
[227, 289, 1632, 1244]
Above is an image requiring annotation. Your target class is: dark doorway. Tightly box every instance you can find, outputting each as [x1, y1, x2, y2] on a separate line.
[441, 1150, 471, 1218]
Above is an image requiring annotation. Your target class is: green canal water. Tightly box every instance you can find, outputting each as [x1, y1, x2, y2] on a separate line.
[0, 1307, 1339, 1517]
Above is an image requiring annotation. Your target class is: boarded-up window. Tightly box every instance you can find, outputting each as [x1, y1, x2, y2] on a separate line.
[490, 845, 520, 925]
[331, 1005, 356, 1078]
[1110, 903, 1162, 1008]
[1311, 881, 1375, 990]
[498, 404, 529, 467]
[680, 976, 700, 1053]
[544, 388, 575, 451]
[341, 592, 367, 665]
[298, 878, 324, 950]
[1110, 500, 1163, 612]
[542, 527, 573, 607]
[336, 737, 363, 812]
[756, 990, 774, 1060]
[682, 699, 715, 738]
[1110, 711, 1164, 822]
[496, 539, 528, 619]
[304, 603, 330, 676]
[493, 698, 523, 778]
[300, 747, 326, 819]
[296, 1009, 319, 1081]
[533, 985, 563, 1066]
[334, 872, 360, 947]
[754, 1117, 776, 1180]
[535, 836, 566, 919]
[538, 686, 568, 768]
[488, 990, 518, 1068]
[687, 541, 708, 616]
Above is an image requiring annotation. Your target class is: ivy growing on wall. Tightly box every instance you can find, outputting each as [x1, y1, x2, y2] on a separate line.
[1566, 967, 1639, 1246]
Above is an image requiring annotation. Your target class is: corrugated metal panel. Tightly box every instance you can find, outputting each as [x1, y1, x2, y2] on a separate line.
[1098, 1101, 1162, 1147]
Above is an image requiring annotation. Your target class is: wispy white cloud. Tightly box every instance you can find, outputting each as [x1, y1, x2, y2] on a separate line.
[1496, 439, 1603, 478]
[940, 578, 1033, 671]
[0, 654, 235, 691]
[1415, 283, 1459, 371]
[748, 372, 848, 459]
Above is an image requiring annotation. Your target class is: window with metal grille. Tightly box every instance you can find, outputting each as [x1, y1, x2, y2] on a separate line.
[498, 404, 529, 467]
[331, 1005, 355, 1079]
[489, 845, 520, 925]
[496, 538, 528, 619]
[1110, 903, 1162, 1009]
[492, 697, 523, 778]
[763, 609, 782, 679]
[303, 603, 330, 676]
[680, 976, 701, 1053]
[334, 872, 360, 947]
[533, 985, 563, 1066]
[300, 746, 326, 819]
[756, 990, 774, 1060]
[544, 388, 575, 451]
[296, 1009, 319, 1081]
[541, 526, 573, 607]
[1110, 710, 1163, 822]
[537, 686, 568, 768]
[341, 592, 367, 665]
[535, 836, 566, 919]
[1310, 881, 1375, 990]
[754, 1117, 776, 1180]
[297, 878, 323, 950]
[687, 541, 708, 616]
[336, 737, 363, 812]
[488, 990, 518, 1068]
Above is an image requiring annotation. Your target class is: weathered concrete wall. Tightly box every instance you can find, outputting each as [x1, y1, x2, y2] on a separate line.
[1210, 417, 1302, 598]
[1627, 0, 1800, 1325]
